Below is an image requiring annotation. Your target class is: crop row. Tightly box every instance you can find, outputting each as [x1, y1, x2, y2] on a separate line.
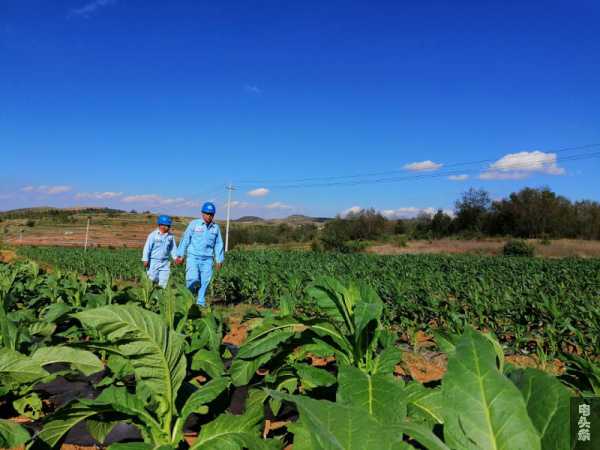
[15, 246, 600, 362]
[1, 259, 597, 449]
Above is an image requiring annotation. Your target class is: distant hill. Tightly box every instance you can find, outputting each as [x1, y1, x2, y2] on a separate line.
[283, 214, 330, 224]
[0, 206, 126, 217]
[0, 206, 57, 214]
[234, 216, 265, 223]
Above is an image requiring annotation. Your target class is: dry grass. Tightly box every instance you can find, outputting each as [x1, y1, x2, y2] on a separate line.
[367, 238, 600, 258]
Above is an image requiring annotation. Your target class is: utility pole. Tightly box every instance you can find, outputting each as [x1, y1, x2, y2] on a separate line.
[84, 219, 90, 251]
[19, 229, 24, 245]
[225, 181, 236, 252]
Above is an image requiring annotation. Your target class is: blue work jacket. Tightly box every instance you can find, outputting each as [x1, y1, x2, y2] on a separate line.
[142, 229, 178, 262]
[177, 220, 224, 263]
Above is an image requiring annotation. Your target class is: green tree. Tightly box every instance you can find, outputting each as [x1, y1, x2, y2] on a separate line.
[454, 188, 491, 233]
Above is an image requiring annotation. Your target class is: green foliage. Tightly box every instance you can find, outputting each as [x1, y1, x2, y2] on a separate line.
[14, 247, 600, 361]
[0, 258, 597, 449]
[503, 239, 535, 257]
[442, 327, 540, 449]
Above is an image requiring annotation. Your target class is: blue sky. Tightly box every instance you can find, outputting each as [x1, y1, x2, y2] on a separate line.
[1, 0, 599, 219]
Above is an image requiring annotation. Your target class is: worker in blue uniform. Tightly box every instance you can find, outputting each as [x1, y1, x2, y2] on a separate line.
[175, 202, 224, 306]
[142, 215, 178, 288]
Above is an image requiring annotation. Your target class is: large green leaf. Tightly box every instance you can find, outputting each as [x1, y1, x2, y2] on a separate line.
[404, 382, 444, 429]
[41, 302, 73, 323]
[286, 421, 313, 450]
[14, 392, 42, 420]
[174, 377, 231, 442]
[441, 327, 540, 450]
[0, 347, 47, 385]
[230, 351, 273, 387]
[86, 419, 117, 444]
[195, 314, 221, 353]
[189, 405, 280, 450]
[28, 320, 57, 337]
[305, 276, 348, 324]
[278, 293, 296, 317]
[353, 301, 382, 339]
[509, 368, 571, 450]
[293, 363, 336, 390]
[96, 385, 163, 437]
[336, 365, 406, 425]
[191, 349, 226, 379]
[31, 399, 112, 450]
[0, 313, 20, 350]
[431, 329, 458, 356]
[73, 305, 186, 417]
[236, 329, 296, 359]
[371, 346, 403, 376]
[0, 418, 31, 449]
[269, 390, 448, 450]
[355, 279, 383, 306]
[31, 346, 104, 376]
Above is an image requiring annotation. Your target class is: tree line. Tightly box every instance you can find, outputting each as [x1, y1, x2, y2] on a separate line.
[318, 186, 600, 251]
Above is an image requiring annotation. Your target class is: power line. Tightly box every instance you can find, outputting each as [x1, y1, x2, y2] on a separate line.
[233, 143, 600, 184]
[161, 190, 228, 215]
[234, 152, 600, 190]
[159, 184, 226, 214]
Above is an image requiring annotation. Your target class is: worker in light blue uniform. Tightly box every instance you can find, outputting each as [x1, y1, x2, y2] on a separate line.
[175, 202, 224, 306]
[142, 215, 178, 288]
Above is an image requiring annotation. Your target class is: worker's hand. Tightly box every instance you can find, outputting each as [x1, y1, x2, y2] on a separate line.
[175, 257, 184, 266]
[142, 261, 148, 267]
[216, 262, 223, 269]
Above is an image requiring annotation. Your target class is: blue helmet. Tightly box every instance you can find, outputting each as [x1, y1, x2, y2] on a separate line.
[157, 215, 172, 226]
[201, 202, 216, 214]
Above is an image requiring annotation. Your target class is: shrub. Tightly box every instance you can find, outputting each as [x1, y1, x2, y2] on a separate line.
[25, 219, 36, 227]
[394, 235, 408, 248]
[503, 239, 534, 257]
[343, 240, 370, 253]
[310, 240, 324, 252]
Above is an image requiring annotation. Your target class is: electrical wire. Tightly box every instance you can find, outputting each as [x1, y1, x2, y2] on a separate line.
[159, 184, 227, 214]
[234, 152, 600, 189]
[232, 143, 600, 184]
[161, 190, 228, 215]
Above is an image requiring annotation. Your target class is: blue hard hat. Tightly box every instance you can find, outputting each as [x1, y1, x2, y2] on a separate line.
[201, 202, 216, 214]
[157, 215, 172, 226]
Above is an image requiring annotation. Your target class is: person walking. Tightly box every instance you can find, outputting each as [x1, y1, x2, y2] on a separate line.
[142, 215, 178, 288]
[175, 202, 224, 306]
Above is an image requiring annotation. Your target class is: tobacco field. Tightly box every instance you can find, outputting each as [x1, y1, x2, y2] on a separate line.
[2, 249, 599, 448]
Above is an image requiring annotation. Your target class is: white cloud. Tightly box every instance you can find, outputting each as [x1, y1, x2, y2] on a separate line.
[21, 186, 34, 192]
[243, 84, 260, 93]
[121, 194, 185, 205]
[380, 206, 455, 219]
[76, 191, 124, 199]
[247, 188, 270, 197]
[35, 185, 72, 194]
[447, 174, 468, 181]
[122, 194, 162, 204]
[266, 202, 295, 210]
[68, 0, 116, 19]
[54, 186, 71, 193]
[477, 171, 530, 180]
[342, 206, 361, 216]
[403, 160, 443, 172]
[478, 151, 566, 180]
[0, 194, 11, 200]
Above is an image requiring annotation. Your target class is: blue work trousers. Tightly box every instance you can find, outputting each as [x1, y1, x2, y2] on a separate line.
[185, 256, 214, 306]
[147, 259, 171, 288]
